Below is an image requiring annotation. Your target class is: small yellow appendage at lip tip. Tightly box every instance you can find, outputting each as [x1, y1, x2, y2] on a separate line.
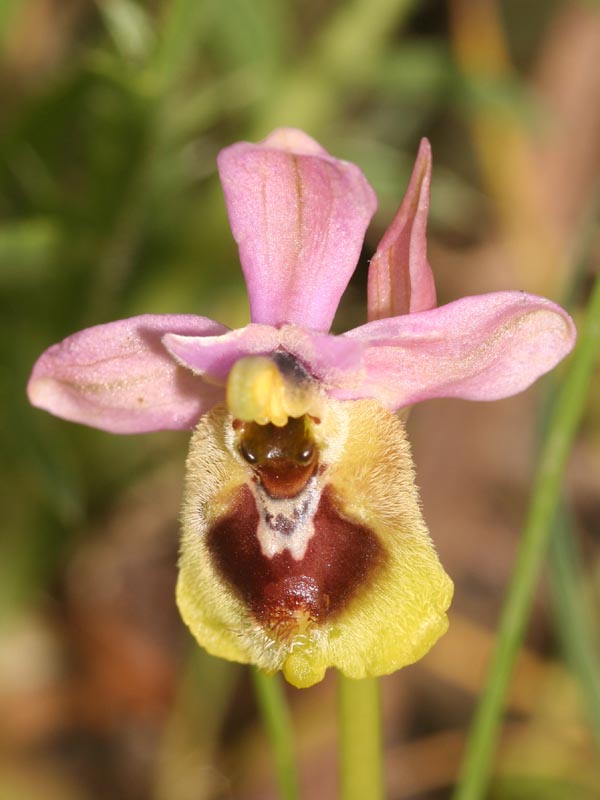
[226, 355, 312, 427]
[282, 649, 326, 689]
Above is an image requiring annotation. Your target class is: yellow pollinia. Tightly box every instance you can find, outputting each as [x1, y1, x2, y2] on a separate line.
[225, 354, 314, 426]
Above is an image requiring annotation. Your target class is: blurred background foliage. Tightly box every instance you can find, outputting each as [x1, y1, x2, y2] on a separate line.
[1, 0, 600, 798]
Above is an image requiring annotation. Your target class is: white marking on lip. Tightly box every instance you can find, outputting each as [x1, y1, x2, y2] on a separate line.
[222, 392, 351, 561]
[250, 474, 322, 561]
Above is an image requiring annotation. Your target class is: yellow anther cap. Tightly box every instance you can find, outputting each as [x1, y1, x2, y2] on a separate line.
[226, 355, 312, 427]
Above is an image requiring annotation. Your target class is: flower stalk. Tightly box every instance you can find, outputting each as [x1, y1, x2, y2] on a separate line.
[338, 675, 384, 800]
[252, 668, 300, 800]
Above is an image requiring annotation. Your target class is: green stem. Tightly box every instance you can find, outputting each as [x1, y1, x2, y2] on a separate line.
[549, 507, 600, 754]
[454, 273, 600, 800]
[338, 675, 384, 800]
[252, 668, 300, 800]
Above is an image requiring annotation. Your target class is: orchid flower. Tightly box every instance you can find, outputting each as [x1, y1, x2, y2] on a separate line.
[28, 128, 576, 689]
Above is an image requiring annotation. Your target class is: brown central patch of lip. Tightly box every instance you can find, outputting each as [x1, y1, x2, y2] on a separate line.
[207, 483, 384, 634]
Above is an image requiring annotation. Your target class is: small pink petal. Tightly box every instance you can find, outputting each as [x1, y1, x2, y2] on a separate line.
[368, 139, 436, 320]
[341, 292, 576, 408]
[217, 127, 377, 332]
[164, 325, 281, 383]
[164, 323, 365, 389]
[27, 315, 228, 433]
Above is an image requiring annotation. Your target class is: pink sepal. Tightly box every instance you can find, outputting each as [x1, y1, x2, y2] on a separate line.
[217, 128, 377, 332]
[27, 315, 228, 433]
[342, 292, 576, 409]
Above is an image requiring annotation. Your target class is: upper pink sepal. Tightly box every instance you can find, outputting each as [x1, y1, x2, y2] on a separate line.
[217, 127, 377, 332]
[342, 292, 576, 409]
[27, 315, 228, 433]
[367, 138, 436, 320]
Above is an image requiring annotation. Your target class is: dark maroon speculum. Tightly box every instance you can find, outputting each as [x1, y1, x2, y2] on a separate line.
[207, 414, 384, 635]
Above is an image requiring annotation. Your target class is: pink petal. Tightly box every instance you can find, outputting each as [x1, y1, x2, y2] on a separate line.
[368, 139, 436, 320]
[340, 292, 576, 408]
[164, 323, 365, 389]
[217, 128, 377, 332]
[27, 315, 228, 433]
[164, 325, 280, 382]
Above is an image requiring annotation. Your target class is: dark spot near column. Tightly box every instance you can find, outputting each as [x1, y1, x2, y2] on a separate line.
[207, 484, 385, 635]
[272, 350, 312, 385]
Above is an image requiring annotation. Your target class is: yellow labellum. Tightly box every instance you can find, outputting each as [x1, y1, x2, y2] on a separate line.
[177, 397, 453, 688]
[226, 355, 312, 426]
